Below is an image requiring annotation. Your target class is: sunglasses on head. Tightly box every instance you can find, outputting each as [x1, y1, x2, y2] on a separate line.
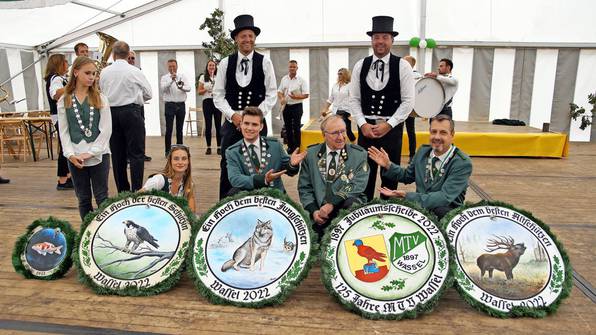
[171, 144, 189, 149]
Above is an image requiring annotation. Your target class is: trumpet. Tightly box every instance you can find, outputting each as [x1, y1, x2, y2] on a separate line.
[0, 85, 8, 103]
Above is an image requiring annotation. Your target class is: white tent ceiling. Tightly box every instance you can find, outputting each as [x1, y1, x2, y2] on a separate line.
[1, 0, 595, 50]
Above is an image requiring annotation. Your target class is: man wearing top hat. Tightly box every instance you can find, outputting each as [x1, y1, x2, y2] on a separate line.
[348, 16, 415, 201]
[213, 14, 278, 199]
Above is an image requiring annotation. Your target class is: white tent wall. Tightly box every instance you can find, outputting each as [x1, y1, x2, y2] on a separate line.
[1, 0, 595, 141]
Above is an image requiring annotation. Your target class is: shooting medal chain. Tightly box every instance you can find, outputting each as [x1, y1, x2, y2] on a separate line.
[72, 96, 94, 138]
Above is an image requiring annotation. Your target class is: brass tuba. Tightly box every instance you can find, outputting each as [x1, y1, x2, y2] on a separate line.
[95, 31, 118, 72]
[0, 85, 9, 103]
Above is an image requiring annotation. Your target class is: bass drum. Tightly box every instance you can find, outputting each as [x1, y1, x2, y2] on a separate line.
[413, 77, 445, 118]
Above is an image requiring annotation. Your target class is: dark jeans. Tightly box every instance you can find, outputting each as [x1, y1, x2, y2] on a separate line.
[336, 110, 356, 142]
[283, 103, 303, 153]
[110, 104, 145, 192]
[165, 101, 186, 154]
[219, 118, 268, 199]
[54, 121, 69, 178]
[405, 116, 416, 159]
[203, 98, 222, 148]
[68, 154, 110, 220]
[312, 197, 358, 242]
[358, 120, 404, 201]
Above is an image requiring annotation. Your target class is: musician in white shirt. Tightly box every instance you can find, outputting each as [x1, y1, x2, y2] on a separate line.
[212, 14, 278, 199]
[403, 55, 420, 161]
[99, 41, 152, 192]
[425, 58, 458, 118]
[277, 60, 309, 153]
[160, 59, 191, 156]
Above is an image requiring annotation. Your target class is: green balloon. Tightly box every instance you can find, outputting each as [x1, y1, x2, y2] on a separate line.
[426, 38, 437, 48]
[409, 37, 421, 48]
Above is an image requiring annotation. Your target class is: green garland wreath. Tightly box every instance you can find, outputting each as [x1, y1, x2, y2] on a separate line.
[440, 200, 573, 318]
[320, 198, 453, 320]
[187, 188, 317, 308]
[72, 190, 197, 296]
[12, 217, 76, 280]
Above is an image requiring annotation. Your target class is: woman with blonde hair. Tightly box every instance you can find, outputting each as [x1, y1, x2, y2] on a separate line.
[57, 56, 112, 220]
[321, 67, 356, 141]
[140, 145, 196, 213]
[45, 53, 73, 190]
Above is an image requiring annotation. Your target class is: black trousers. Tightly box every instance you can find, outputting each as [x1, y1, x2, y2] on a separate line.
[219, 118, 268, 199]
[312, 197, 358, 242]
[357, 120, 404, 201]
[110, 104, 145, 192]
[405, 116, 416, 159]
[203, 98, 222, 148]
[54, 121, 69, 178]
[165, 101, 186, 154]
[68, 154, 110, 220]
[283, 103, 303, 153]
[336, 110, 356, 142]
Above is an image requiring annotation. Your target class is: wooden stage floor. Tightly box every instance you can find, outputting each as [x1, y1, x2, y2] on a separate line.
[0, 136, 594, 334]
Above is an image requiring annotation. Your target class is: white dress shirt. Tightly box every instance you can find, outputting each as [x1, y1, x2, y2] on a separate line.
[435, 73, 458, 106]
[213, 50, 277, 122]
[99, 59, 152, 107]
[57, 93, 112, 167]
[244, 137, 261, 161]
[278, 74, 309, 105]
[325, 145, 340, 171]
[198, 74, 214, 99]
[327, 82, 350, 113]
[160, 72, 191, 102]
[348, 54, 415, 128]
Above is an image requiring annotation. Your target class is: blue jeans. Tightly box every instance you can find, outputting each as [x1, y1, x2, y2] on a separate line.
[68, 154, 110, 220]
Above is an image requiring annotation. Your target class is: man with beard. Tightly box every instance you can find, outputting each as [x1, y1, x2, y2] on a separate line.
[425, 58, 458, 118]
[348, 16, 415, 201]
[368, 115, 472, 219]
[213, 14, 277, 199]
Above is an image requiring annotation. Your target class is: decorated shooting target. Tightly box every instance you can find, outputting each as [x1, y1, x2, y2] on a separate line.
[443, 202, 572, 317]
[189, 189, 315, 307]
[13, 217, 76, 280]
[321, 200, 451, 319]
[74, 191, 193, 295]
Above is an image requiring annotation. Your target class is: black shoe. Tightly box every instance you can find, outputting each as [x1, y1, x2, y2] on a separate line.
[56, 182, 73, 190]
[64, 178, 74, 188]
[205, 148, 212, 155]
[217, 148, 221, 155]
[144, 155, 152, 162]
[0, 177, 9, 184]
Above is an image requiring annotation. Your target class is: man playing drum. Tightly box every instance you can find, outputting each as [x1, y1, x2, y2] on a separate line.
[425, 58, 458, 118]
[348, 16, 415, 201]
[368, 114, 472, 219]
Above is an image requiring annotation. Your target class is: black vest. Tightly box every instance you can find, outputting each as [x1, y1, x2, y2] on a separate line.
[359, 54, 402, 117]
[45, 74, 66, 115]
[225, 52, 266, 111]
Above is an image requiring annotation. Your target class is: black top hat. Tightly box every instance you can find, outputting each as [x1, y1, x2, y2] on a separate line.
[367, 16, 399, 37]
[231, 14, 261, 39]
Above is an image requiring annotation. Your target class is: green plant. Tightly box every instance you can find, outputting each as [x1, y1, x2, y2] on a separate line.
[199, 9, 236, 62]
[569, 93, 596, 130]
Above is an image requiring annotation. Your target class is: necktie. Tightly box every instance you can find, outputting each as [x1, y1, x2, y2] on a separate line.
[431, 156, 440, 179]
[240, 57, 249, 75]
[373, 59, 385, 82]
[249, 144, 260, 172]
[325, 151, 338, 202]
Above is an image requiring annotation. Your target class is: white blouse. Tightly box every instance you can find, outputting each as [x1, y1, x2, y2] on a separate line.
[327, 82, 350, 114]
[57, 93, 112, 167]
[198, 74, 215, 99]
[143, 174, 185, 197]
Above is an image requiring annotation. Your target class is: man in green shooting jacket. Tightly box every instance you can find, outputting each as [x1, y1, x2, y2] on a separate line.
[226, 107, 306, 196]
[368, 114, 472, 219]
[299, 115, 370, 240]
